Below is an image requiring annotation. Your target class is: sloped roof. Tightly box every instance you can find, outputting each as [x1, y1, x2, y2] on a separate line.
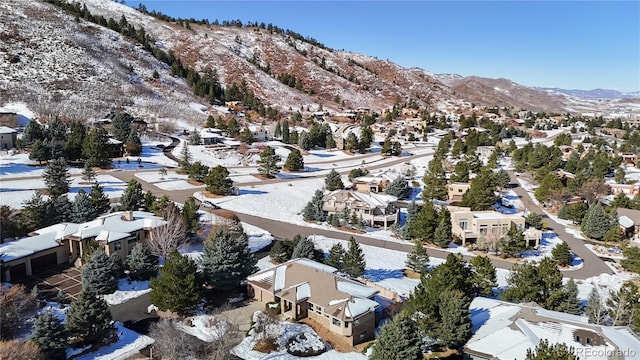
[323, 189, 397, 209]
[0, 232, 62, 261]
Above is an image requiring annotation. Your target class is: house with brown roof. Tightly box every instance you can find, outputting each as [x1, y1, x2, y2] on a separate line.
[351, 170, 402, 194]
[247, 258, 379, 345]
[322, 189, 399, 229]
[0, 112, 18, 128]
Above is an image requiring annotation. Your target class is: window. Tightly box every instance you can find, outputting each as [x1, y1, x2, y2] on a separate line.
[359, 330, 367, 339]
[332, 318, 341, 326]
[459, 219, 468, 230]
[458, 188, 463, 193]
[575, 335, 580, 342]
[479, 225, 488, 236]
[586, 337, 591, 345]
[491, 224, 499, 234]
[344, 321, 349, 328]
[114, 242, 122, 250]
[308, 303, 314, 311]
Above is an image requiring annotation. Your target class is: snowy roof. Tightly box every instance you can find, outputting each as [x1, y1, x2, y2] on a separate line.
[0, 232, 62, 261]
[248, 259, 379, 320]
[0, 126, 17, 134]
[95, 230, 132, 243]
[324, 190, 397, 209]
[107, 138, 123, 145]
[618, 215, 634, 229]
[70, 211, 165, 240]
[465, 297, 640, 360]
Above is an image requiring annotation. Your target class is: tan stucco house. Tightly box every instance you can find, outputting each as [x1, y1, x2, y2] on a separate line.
[322, 189, 399, 229]
[0, 211, 165, 282]
[0, 126, 17, 150]
[447, 182, 471, 203]
[247, 259, 379, 345]
[450, 207, 541, 247]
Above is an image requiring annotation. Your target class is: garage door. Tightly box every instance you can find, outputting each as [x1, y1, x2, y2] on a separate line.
[30, 253, 58, 273]
[9, 262, 27, 281]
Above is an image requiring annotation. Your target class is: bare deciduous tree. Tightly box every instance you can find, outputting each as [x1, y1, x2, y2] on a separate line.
[149, 319, 199, 360]
[0, 340, 41, 359]
[580, 179, 609, 205]
[145, 205, 187, 260]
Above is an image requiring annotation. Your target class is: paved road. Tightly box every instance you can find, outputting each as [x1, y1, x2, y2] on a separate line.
[508, 172, 613, 277]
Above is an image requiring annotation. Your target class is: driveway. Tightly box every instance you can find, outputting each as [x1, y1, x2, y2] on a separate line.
[16, 264, 83, 301]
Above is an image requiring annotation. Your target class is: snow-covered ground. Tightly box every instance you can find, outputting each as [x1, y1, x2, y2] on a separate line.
[0, 153, 84, 178]
[74, 322, 154, 360]
[103, 278, 152, 306]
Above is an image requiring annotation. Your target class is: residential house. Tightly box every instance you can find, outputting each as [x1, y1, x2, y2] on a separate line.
[247, 258, 380, 346]
[333, 124, 359, 150]
[247, 124, 271, 142]
[447, 182, 471, 203]
[620, 153, 637, 165]
[200, 128, 224, 145]
[617, 208, 640, 241]
[351, 171, 402, 194]
[0, 112, 18, 128]
[608, 183, 639, 198]
[559, 145, 575, 161]
[0, 211, 165, 282]
[464, 297, 640, 360]
[107, 137, 124, 158]
[450, 207, 541, 247]
[0, 126, 17, 149]
[322, 189, 399, 229]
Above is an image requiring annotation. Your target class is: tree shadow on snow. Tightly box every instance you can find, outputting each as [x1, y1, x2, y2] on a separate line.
[363, 269, 404, 282]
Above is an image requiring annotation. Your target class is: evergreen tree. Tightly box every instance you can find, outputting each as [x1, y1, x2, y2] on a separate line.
[405, 239, 429, 273]
[345, 132, 359, 152]
[204, 165, 233, 195]
[552, 241, 571, 266]
[29, 311, 67, 360]
[82, 127, 110, 168]
[125, 129, 143, 156]
[470, 256, 497, 297]
[81, 250, 119, 295]
[227, 118, 240, 137]
[150, 249, 203, 315]
[125, 243, 159, 281]
[188, 128, 201, 145]
[369, 313, 422, 360]
[410, 201, 439, 241]
[257, 146, 280, 178]
[20, 193, 48, 232]
[606, 280, 640, 332]
[437, 289, 472, 348]
[422, 156, 447, 200]
[71, 189, 95, 223]
[502, 263, 542, 303]
[284, 148, 304, 171]
[581, 203, 613, 240]
[525, 339, 577, 360]
[81, 162, 96, 184]
[239, 127, 253, 144]
[200, 229, 257, 290]
[88, 183, 111, 218]
[182, 197, 200, 234]
[525, 212, 543, 230]
[119, 180, 144, 211]
[45, 195, 72, 225]
[302, 189, 325, 222]
[557, 278, 582, 315]
[65, 288, 114, 346]
[460, 169, 496, 211]
[298, 131, 311, 150]
[501, 224, 527, 257]
[324, 169, 344, 191]
[399, 200, 419, 240]
[290, 236, 316, 260]
[325, 133, 336, 149]
[281, 120, 290, 143]
[29, 139, 50, 164]
[325, 243, 345, 271]
[269, 240, 289, 263]
[43, 158, 70, 197]
[22, 120, 44, 147]
[111, 112, 132, 142]
[343, 236, 365, 278]
[358, 126, 373, 153]
[179, 142, 192, 171]
[274, 120, 282, 139]
[188, 161, 209, 183]
[538, 257, 563, 304]
[384, 176, 408, 198]
[585, 286, 606, 325]
[621, 246, 640, 273]
[433, 210, 452, 247]
[64, 121, 86, 161]
[289, 130, 299, 145]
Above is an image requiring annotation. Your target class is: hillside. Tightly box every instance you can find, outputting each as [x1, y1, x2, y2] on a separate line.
[0, 0, 600, 122]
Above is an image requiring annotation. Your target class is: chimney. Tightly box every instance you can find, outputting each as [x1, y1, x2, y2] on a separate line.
[123, 211, 134, 221]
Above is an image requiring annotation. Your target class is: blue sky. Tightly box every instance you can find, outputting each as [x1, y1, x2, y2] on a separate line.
[131, 1, 640, 92]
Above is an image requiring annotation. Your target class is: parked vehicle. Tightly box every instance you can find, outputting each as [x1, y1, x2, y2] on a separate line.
[202, 201, 220, 209]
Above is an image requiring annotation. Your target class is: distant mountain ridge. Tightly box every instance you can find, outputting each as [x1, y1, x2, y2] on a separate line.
[537, 88, 640, 100]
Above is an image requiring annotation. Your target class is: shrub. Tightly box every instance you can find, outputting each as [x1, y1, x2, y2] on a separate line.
[265, 301, 281, 315]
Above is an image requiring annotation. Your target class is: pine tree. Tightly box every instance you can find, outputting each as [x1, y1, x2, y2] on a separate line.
[71, 189, 95, 223]
[370, 313, 422, 360]
[188, 128, 201, 145]
[345, 132, 359, 152]
[43, 157, 70, 197]
[257, 146, 280, 178]
[585, 286, 606, 324]
[384, 176, 407, 198]
[433, 210, 452, 247]
[45, 195, 72, 225]
[22, 120, 43, 147]
[269, 240, 289, 263]
[126, 243, 159, 281]
[182, 197, 200, 234]
[302, 189, 325, 222]
[552, 241, 571, 266]
[274, 120, 282, 139]
[606, 280, 640, 331]
[204, 165, 233, 195]
[460, 169, 496, 211]
[188, 162, 209, 183]
[437, 289, 472, 348]
[83, 127, 111, 168]
[422, 156, 447, 201]
[65, 288, 114, 346]
[179, 142, 192, 171]
[325, 243, 345, 271]
[81, 162, 96, 183]
[88, 183, 111, 218]
[343, 236, 365, 278]
[501, 224, 527, 257]
[525, 339, 577, 360]
[470, 256, 497, 297]
[557, 278, 582, 315]
[119, 180, 144, 211]
[239, 127, 253, 144]
[29, 311, 67, 360]
[64, 121, 86, 161]
[298, 131, 311, 150]
[281, 120, 290, 143]
[111, 112, 132, 142]
[325, 134, 335, 149]
[290, 236, 316, 260]
[81, 250, 119, 295]
[399, 200, 419, 240]
[502, 263, 542, 303]
[538, 257, 563, 303]
[411, 201, 439, 241]
[200, 229, 257, 291]
[29, 139, 50, 164]
[150, 249, 203, 315]
[581, 203, 613, 240]
[405, 239, 429, 274]
[284, 148, 304, 171]
[20, 192, 48, 232]
[621, 246, 640, 274]
[324, 169, 344, 191]
[126, 129, 143, 156]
